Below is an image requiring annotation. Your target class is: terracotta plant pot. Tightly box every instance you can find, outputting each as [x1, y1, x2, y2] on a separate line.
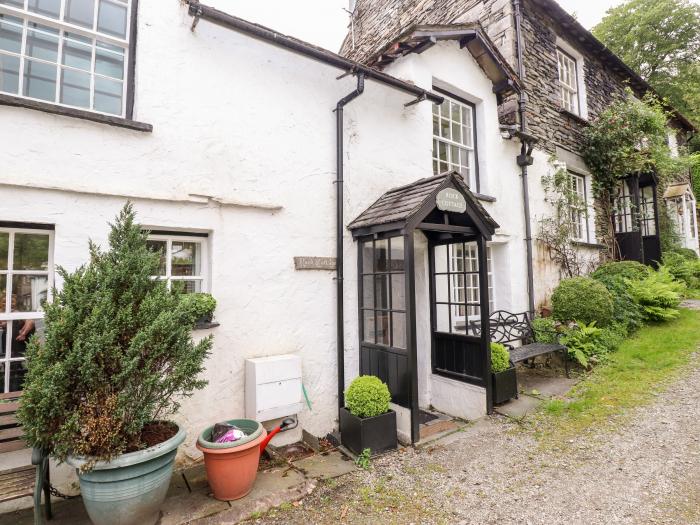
[196, 419, 267, 501]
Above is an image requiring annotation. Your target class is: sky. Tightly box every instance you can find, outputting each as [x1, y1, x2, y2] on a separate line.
[219, 0, 700, 52]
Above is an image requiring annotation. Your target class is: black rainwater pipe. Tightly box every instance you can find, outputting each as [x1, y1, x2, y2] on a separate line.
[336, 73, 365, 408]
[513, 0, 536, 315]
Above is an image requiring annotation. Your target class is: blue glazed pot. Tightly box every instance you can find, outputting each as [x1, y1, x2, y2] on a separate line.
[66, 422, 186, 525]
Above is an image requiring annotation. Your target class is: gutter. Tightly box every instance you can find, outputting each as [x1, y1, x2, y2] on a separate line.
[513, 0, 536, 316]
[184, 1, 443, 105]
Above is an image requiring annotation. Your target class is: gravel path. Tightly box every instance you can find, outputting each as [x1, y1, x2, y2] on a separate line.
[251, 347, 700, 525]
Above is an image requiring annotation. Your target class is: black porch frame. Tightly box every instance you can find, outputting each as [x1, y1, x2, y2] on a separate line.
[349, 172, 498, 443]
[613, 172, 661, 266]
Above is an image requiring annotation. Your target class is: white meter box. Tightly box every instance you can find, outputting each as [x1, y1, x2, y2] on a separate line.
[245, 354, 303, 422]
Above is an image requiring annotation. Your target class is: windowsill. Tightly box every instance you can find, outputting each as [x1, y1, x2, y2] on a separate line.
[0, 93, 153, 132]
[474, 192, 497, 202]
[558, 107, 590, 126]
[572, 240, 605, 249]
[194, 321, 220, 330]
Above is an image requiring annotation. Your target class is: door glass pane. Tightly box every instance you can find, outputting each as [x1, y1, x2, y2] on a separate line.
[171, 241, 201, 277]
[65, 0, 96, 29]
[375, 311, 389, 345]
[93, 75, 122, 114]
[434, 244, 447, 273]
[95, 40, 124, 79]
[13, 233, 49, 270]
[23, 59, 57, 101]
[374, 275, 389, 310]
[436, 304, 450, 333]
[0, 15, 22, 54]
[391, 273, 405, 310]
[97, 0, 127, 38]
[374, 239, 388, 272]
[28, 0, 61, 18]
[0, 54, 19, 94]
[63, 34, 92, 71]
[362, 275, 373, 308]
[26, 24, 59, 62]
[0, 232, 8, 270]
[9, 319, 36, 357]
[0, 275, 6, 313]
[60, 68, 90, 108]
[11, 274, 48, 312]
[145, 240, 166, 275]
[0, 362, 4, 393]
[362, 310, 375, 343]
[391, 312, 406, 349]
[389, 236, 404, 271]
[9, 360, 27, 392]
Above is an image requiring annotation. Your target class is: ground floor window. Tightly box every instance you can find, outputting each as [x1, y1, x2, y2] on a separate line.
[146, 232, 209, 293]
[0, 225, 53, 392]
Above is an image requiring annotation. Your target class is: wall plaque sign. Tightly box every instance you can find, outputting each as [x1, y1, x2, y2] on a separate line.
[294, 257, 337, 271]
[436, 188, 467, 213]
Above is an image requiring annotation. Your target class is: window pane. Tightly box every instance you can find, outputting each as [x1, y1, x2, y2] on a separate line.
[23, 59, 57, 101]
[389, 236, 404, 271]
[11, 275, 48, 312]
[0, 54, 19, 94]
[435, 274, 448, 303]
[375, 311, 389, 345]
[8, 318, 36, 358]
[65, 0, 96, 29]
[10, 359, 28, 391]
[374, 239, 388, 272]
[436, 303, 450, 333]
[391, 273, 405, 310]
[145, 240, 166, 276]
[62, 34, 92, 71]
[361, 241, 373, 274]
[0, 275, 6, 312]
[93, 75, 122, 114]
[172, 280, 202, 294]
[448, 243, 464, 272]
[391, 312, 406, 349]
[95, 40, 124, 79]
[362, 310, 375, 343]
[440, 118, 449, 139]
[374, 274, 389, 309]
[0, 232, 6, 269]
[362, 275, 373, 308]
[26, 24, 59, 62]
[451, 121, 462, 144]
[60, 68, 90, 107]
[171, 241, 201, 277]
[97, 0, 127, 38]
[0, 362, 4, 393]
[28, 0, 61, 18]
[13, 233, 49, 270]
[0, 0, 24, 7]
[434, 244, 447, 273]
[0, 15, 22, 54]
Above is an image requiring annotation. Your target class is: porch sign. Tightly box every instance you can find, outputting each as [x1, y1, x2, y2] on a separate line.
[436, 188, 467, 213]
[294, 256, 337, 270]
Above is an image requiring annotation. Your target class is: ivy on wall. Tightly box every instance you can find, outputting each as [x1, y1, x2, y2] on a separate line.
[581, 90, 697, 257]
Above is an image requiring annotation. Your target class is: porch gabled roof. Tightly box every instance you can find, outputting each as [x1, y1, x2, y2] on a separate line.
[348, 172, 498, 237]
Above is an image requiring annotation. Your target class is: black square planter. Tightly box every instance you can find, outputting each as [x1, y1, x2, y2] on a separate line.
[492, 365, 518, 405]
[339, 407, 397, 456]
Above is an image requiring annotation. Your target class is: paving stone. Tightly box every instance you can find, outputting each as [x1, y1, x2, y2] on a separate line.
[0, 496, 90, 525]
[293, 450, 357, 480]
[159, 485, 230, 525]
[518, 375, 578, 399]
[494, 394, 541, 418]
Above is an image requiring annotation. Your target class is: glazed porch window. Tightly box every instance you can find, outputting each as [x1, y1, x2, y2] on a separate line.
[614, 182, 636, 234]
[0, 0, 133, 116]
[0, 226, 53, 393]
[557, 48, 579, 115]
[640, 185, 656, 236]
[146, 234, 209, 294]
[432, 93, 478, 189]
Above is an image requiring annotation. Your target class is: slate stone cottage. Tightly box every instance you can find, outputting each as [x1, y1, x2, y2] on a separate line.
[0, 0, 696, 504]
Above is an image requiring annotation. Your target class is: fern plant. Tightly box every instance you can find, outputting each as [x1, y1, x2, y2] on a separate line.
[561, 322, 604, 367]
[628, 266, 685, 322]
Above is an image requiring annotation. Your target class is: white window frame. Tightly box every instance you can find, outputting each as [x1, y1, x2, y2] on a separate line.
[0, 226, 54, 393]
[146, 233, 209, 293]
[432, 91, 478, 190]
[0, 0, 133, 117]
[556, 38, 588, 119]
[568, 172, 588, 242]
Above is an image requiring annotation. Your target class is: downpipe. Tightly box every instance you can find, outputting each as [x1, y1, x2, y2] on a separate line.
[336, 73, 365, 409]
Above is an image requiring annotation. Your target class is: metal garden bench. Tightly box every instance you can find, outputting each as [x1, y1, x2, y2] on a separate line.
[0, 391, 52, 525]
[485, 310, 569, 378]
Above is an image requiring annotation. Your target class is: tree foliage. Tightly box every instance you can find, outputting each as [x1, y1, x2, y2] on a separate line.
[18, 203, 212, 465]
[592, 0, 700, 130]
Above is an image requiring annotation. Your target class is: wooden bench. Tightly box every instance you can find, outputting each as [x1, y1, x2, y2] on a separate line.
[486, 310, 569, 377]
[0, 391, 52, 525]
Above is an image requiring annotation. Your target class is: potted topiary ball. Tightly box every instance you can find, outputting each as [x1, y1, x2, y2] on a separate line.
[339, 375, 396, 456]
[491, 342, 517, 404]
[18, 203, 212, 525]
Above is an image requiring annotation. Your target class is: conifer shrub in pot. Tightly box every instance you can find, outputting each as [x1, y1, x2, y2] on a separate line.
[339, 375, 396, 456]
[18, 204, 212, 525]
[490, 343, 517, 404]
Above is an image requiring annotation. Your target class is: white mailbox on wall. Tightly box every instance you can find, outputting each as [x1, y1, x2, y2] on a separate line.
[245, 354, 303, 422]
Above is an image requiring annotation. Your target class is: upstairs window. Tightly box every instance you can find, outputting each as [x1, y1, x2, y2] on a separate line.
[0, 0, 134, 116]
[146, 233, 209, 294]
[432, 92, 478, 190]
[557, 48, 579, 115]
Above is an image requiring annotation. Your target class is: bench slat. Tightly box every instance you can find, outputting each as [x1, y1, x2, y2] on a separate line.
[0, 391, 22, 401]
[0, 440, 27, 453]
[0, 472, 34, 503]
[0, 402, 20, 415]
[510, 343, 566, 363]
[0, 414, 18, 427]
[0, 427, 23, 441]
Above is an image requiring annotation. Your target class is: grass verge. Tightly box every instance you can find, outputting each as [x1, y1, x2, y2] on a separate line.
[534, 307, 700, 440]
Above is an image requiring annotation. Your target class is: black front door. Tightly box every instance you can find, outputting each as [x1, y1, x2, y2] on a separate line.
[613, 174, 661, 266]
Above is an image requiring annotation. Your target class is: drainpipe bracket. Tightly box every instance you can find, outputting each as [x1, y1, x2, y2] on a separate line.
[404, 93, 428, 108]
